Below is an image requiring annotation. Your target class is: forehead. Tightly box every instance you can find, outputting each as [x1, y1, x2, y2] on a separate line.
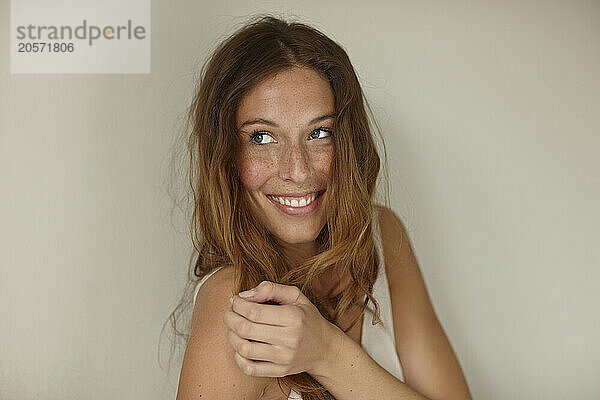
[236, 67, 334, 127]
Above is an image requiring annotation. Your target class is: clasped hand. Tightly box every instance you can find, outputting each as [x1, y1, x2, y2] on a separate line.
[222, 280, 340, 378]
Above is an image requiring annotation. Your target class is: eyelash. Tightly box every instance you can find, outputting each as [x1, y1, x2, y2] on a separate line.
[249, 127, 333, 145]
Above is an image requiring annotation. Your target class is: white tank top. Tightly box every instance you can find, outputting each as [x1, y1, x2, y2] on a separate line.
[192, 207, 405, 399]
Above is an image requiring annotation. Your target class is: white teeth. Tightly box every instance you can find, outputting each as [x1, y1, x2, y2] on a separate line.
[268, 192, 320, 208]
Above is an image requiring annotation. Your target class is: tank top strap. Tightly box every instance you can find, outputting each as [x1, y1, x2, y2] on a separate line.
[193, 266, 224, 305]
[362, 204, 406, 383]
[371, 205, 385, 264]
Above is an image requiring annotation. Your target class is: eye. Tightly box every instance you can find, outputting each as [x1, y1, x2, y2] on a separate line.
[249, 131, 276, 145]
[248, 127, 333, 146]
[309, 127, 333, 140]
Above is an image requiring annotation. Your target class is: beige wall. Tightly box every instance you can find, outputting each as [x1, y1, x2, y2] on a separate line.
[1, 1, 598, 399]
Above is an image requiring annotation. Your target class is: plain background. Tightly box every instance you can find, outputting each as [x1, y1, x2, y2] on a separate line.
[1, 1, 599, 399]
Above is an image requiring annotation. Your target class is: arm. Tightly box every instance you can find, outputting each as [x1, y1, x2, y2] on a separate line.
[176, 267, 274, 399]
[378, 205, 472, 400]
[310, 328, 431, 400]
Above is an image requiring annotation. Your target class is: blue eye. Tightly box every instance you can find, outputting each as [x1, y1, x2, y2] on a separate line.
[249, 131, 275, 145]
[310, 127, 333, 139]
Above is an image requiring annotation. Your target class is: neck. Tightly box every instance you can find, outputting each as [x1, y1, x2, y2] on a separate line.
[276, 239, 349, 299]
[313, 264, 351, 298]
[278, 240, 319, 266]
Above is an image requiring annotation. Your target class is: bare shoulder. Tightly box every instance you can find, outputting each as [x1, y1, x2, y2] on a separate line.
[374, 204, 414, 284]
[374, 204, 472, 400]
[189, 266, 235, 327]
[177, 265, 274, 399]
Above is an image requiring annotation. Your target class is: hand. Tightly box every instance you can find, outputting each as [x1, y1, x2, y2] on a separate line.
[222, 280, 341, 378]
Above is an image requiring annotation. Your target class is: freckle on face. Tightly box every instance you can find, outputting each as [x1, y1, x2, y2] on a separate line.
[236, 66, 335, 245]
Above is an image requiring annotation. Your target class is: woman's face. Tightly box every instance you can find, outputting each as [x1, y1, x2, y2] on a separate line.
[236, 66, 335, 248]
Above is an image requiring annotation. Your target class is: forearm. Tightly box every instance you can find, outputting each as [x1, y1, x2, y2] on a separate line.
[310, 329, 431, 400]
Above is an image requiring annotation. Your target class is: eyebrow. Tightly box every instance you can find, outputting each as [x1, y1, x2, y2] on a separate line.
[238, 112, 336, 130]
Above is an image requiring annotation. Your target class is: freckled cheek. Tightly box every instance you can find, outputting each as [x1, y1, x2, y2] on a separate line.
[237, 154, 275, 189]
[315, 148, 335, 176]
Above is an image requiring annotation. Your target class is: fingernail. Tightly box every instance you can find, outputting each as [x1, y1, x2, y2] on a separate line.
[229, 296, 233, 304]
[238, 289, 255, 298]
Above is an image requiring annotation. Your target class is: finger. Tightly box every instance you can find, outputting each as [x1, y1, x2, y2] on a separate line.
[232, 295, 299, 326]
[239, 281, 306, 306]
[222, 309, 292, 347]
[234, 352, 290, 378]
[226, 328, 291, 364]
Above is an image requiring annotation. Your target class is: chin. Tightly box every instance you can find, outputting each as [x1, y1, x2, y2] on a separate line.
[271, 221, 324, 243]
[273, 229, 316, 244]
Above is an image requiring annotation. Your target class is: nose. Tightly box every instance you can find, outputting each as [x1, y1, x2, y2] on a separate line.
[279, 141, 312, 183]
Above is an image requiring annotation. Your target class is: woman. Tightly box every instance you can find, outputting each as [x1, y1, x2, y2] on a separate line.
[172, 15, 472, 400]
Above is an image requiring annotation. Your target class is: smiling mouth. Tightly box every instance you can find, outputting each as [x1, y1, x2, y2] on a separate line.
[266, 189, 325, 208]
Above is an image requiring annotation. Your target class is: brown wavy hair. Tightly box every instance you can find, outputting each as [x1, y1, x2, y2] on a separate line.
[161, 13, 392, 400]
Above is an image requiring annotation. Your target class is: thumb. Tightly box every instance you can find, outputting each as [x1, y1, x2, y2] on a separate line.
[238, 281, 305, 305]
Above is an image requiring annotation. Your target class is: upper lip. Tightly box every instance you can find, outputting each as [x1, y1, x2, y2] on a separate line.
[268, 189, 324, 198]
